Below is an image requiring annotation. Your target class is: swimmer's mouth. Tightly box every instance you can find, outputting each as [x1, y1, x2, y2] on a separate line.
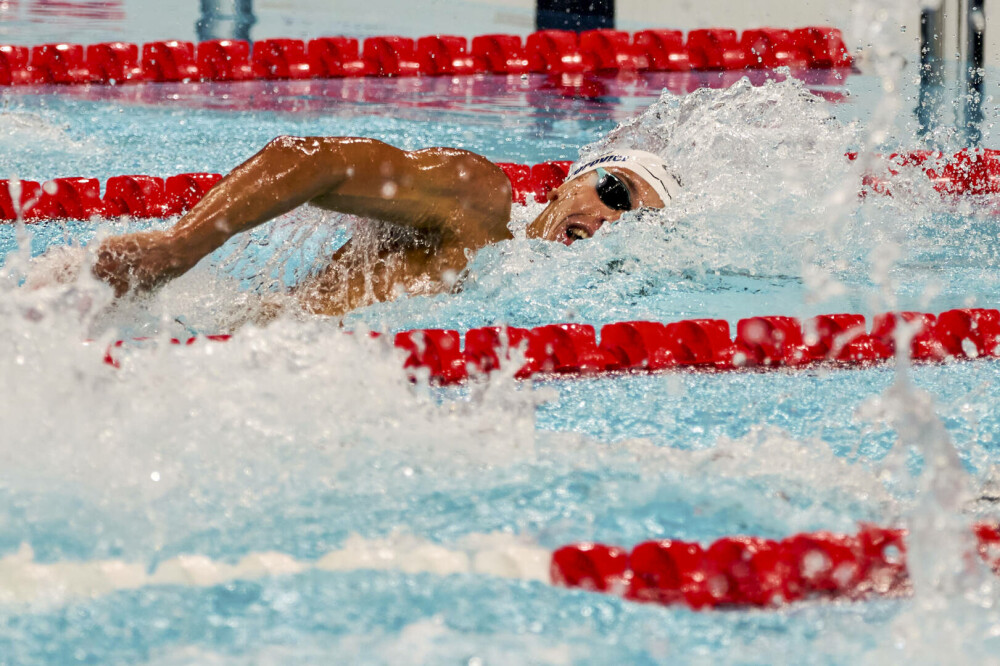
[559, 217, 603, 245]
[566, 225, 592, 242]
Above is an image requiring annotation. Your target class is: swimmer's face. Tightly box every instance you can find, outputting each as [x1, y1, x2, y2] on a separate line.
[525, 167, 665, 245]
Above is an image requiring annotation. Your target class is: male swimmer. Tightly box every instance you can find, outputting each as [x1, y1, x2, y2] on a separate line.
[92, 137, 681, 317]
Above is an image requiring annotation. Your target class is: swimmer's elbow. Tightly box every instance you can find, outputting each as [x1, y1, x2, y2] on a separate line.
[260, 136, 405, 195]
[264, 135, 319, 154]
[260, 136, 333, 174]
[263, 136, 395, 166]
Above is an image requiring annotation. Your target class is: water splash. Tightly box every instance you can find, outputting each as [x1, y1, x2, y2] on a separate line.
[847, 1, 1000, 660]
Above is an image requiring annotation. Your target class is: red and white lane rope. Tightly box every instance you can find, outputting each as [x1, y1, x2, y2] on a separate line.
[0, 523, 996, 610]
[5, 148, 1000, 223]
[102, 308, 1000, 381]
[367, 309, 1000, 381]
[552, 522, 1000, 610]
[0, 27, 852, 88]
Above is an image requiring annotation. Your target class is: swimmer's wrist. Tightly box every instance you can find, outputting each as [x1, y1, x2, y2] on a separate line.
[162, 227, 218, 273]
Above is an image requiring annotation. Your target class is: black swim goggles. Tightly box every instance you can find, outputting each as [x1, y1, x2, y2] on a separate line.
[594, 167, 633, 211]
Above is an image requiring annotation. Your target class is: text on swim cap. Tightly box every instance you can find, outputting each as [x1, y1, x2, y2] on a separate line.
[570, 154, 632, 176]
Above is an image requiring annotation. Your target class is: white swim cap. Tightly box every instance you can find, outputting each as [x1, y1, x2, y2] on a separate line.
[569, 150, 682, 206]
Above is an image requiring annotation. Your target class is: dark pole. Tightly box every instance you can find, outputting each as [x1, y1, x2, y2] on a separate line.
[536, 0, 614, 31]
[197, 0, 256, 42]
[965, 0, 985, 145]
[918, 5, 945, 142]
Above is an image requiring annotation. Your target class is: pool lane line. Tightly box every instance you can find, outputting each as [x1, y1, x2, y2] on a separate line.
[4, 148, 999, 222]
[0, 28, 853, 89]
[98, 309, 1000, 381]
[552, 522, 1000, 609]
[0, 523, 995, 612]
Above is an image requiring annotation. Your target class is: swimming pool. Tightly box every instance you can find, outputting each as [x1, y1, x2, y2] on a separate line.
[3, 24, 1000, 666]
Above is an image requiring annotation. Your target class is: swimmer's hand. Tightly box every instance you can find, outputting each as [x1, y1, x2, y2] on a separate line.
[92, 230, 189, 297]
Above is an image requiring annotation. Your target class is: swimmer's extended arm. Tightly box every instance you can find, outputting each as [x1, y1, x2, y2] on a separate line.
[93, 136, 512, 296]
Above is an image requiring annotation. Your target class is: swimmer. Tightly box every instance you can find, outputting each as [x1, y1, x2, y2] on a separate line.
[91, 137, 681, 316]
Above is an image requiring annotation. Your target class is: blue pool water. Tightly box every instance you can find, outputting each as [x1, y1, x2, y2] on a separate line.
[3, 42, 1000, 666]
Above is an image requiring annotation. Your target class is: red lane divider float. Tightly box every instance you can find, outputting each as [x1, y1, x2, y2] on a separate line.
[552, 522, 1000, 609]
[850, 149, 1000, 197]
[1, 172, 222, 221]
[101, 308, 1000, 382]
[0, 27, 851, 87]
[7, 147, 1000, 223]
[386, 308, 1000, 384]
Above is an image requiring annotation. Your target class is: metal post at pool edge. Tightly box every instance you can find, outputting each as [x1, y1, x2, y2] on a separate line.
[536, 0, 614, 31]
[919, 3, 946, 144]
[964, 0, 986, 146]
[197, 0, 256, 42]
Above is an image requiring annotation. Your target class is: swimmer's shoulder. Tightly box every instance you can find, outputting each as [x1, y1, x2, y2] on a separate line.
[409, 147, 513, 244]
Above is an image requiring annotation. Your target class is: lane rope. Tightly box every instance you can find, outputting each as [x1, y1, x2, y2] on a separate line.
[4, 149, 999, 223]
[0, 524, 996, 611]
[0, 27, 852, 87]
[552, 522, 1000, 609]
[101, 308, 1000, 381]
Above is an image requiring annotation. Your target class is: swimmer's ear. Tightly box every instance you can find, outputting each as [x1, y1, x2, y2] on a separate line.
[546, 187, 559, 202]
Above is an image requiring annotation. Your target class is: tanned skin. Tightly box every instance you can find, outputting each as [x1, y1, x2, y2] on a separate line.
[92, 136, 664, 316]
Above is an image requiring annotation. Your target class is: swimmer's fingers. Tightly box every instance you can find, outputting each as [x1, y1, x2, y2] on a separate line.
[92, 231, 187, 297]
[93, 239, 137, 297]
